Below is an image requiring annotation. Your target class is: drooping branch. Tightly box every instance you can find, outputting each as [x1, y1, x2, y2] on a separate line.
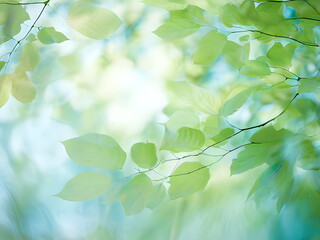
[0, 1, 47, 5]
[1, 0, 50, 73]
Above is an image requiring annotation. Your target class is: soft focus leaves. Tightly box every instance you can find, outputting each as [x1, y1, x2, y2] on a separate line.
[194, 30, 227, 65]
[7, 71, 36, 103]
[131, 142, 158, 169]
[221, 88, 253, 117]
[0, 75, 12, 107]
[298, 77, 320, 93]
[37, 27, 68, 45]
[154, 16, 199, 40]
[55, 172, 112, 201]
[161, 127, 205, 153]
[62, 133, 126, 170]
[67, 1, 122, 39]
[250, 126, 292, 143]
[169, 162, 210, 200]
[117, 174, 153, 216]
[143, 0, 188, 11]
[147, 183, 166, 209]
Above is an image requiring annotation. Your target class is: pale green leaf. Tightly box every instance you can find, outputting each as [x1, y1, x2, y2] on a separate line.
[240, 56, 271, 78]
[298, 77, 320, 93]
[250, 126, 292, 143]
[266, 42, 297, 68]
[211, 128, 235, 142]
[0, 75, 12, 107]
[231, 144, 271, 175]
[37, 27, 68, 44]
[0, 61, 5, 71]
[55, 172, 111, 201]
[147, 183, 166, 209]
[194, 30, 227, 65]
[165, 110, 199, 131]
[154, 13, 200, 40]
[62, 133, 126, 170]
[131, 142, 158, 169]
[19, 43, 40, 71]
[221, 88, 253, 117]
[161, 127, 205, 153]
[117, 174, 153, 215]
[143, 0, 188, 11]
[9, 71, 36, 103]
[67, 1, 122, 39]
[169, 162, 210, 200]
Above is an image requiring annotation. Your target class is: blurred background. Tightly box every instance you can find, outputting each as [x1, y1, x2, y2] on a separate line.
[0, 0, 319, 239]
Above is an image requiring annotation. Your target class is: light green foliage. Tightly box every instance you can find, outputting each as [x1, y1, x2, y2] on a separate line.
[0, 4, 29, 43]
[250, 126, 292, 143]
[298, 77, 320, 93]
[55, 172, 112, 201]
[221, 88, 254, 117]
[9, 71, 36, 103]
[266, 42, 297, 68]
[19, 43, 40, 71]
[231, 144, 271, 175]
[67, 1, 122, 39]
[169, 162, 210, 200]
[240, 57, 271, 78]
[0, 0, 319, 233]
[211, 128, 234, 143]
[223, 41, 250, 70]
[0, 75, 12, 107]
[37, 27, 68, 45]
[0, 61, 5, 71]
[117, 174, 153, 215]
[143, 0, 188, 11]
[131, 142, 158, 169]
[62, 133, 126, 170]
[161, 127, 205, 152]
[194, 30, 227, 65]
[147, 183, 166, 209]
[165, 110, 199, 131]
[154, 8, 202, 40]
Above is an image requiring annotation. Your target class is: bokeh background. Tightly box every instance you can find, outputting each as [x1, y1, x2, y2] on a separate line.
[0, 0, 319, 239]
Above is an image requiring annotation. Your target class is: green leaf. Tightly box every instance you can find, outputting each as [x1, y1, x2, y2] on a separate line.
[9, 71, 36, 103]
[298, 77, 320, 93]
[147, 183, 166, 209]
[117, 174, 153, 215]
[143, 0, 188, 11]
[194, 30, 227, 65]
[297, 140, 320, 170]
[240, 57, 271, 78]
[19, 43, 40, 71]
[223, 41, 250, 70]
[165, 110, 199, 131]
[247, 162, 283, 199]
[131, 142, 158, 169]
[67, 1, 122, 40]
[231, 144, 271, 175]
[62, 133, 126, 170]
[169, 162, 210, 200]
[154, 13, 200, 40]
[161, 127, 205, 153]
[221, 88, 254, 117]
[37, 27, 68, 44]
[55, 172, 112, 201]
[0, 75, 12, 107]
[0, 5, 30, 43]
[250, 126, 292, 143]
[211, 128, 235, 142]
[266, 42, 297, 68]
[0, 61, 5, 71]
